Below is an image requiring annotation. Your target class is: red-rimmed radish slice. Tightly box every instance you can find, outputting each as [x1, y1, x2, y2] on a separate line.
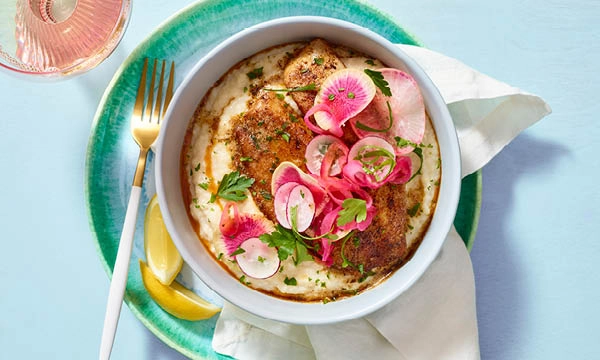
[221, 215, 273, 256]
[305, 69, 376, 136]
[346, 137, 397, 188]
[274, 182, 299, 228]
[285, 184, 315, 232]
[388, 155, 412, 185]
[219, 202, 240, 237]
[236, 237, 280, 279]
[271, 162, 329, 216]
[350, 68, 426, 155]
[305, 135, 349, 176]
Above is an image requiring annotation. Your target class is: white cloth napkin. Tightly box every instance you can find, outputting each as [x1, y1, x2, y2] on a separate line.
[211, 44, 551, 360]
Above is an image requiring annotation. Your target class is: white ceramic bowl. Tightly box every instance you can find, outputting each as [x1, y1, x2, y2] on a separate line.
[156, 16, 461, 325]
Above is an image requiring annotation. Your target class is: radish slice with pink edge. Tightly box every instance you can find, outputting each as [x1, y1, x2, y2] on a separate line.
[219, 202, 240, 237]
[285, 184, 315, 232]
[236, 237, 280, 279]
[271, 162, 329, 216]
[350, 68, 426, 155]
[305, 69, 376, 136]
[346, 136, 397, 186]
[274, 182, 299, 228]
[305, 135, 349, 176]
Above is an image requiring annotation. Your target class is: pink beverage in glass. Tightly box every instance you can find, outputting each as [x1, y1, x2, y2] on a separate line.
[0, 0, 130, 77]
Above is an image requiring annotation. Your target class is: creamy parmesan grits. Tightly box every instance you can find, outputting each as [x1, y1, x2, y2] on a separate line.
[181, 40, 441, 302]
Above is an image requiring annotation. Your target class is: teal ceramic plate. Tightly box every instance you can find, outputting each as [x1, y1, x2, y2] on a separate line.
[85, 0, 482, 358]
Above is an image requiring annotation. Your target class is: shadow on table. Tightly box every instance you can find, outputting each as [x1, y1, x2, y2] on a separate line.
[471, 133, 567, 359]
[143, 325, 189, 360]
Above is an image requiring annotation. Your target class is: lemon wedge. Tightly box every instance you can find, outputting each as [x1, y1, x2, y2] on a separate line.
[144, 194, 183, 285]
[140, 260, 221, 320]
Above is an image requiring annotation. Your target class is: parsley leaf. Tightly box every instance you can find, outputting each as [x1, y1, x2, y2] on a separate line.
[231, 247, 245, 256]
[198, 182, 209, 190]
[210, 171, 255, 203]
[337, 198, 368, 227]
[259, 225, 313, 265]
[246, 67, 263, 80]
[364, 69, 392, 96]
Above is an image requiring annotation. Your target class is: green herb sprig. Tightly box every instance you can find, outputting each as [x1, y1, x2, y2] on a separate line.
[210, 171, 255, 203]
[364, 69, 392, 96]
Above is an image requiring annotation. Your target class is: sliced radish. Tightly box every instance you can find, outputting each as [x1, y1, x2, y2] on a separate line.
[221, 215, 273, 256]
[236, 237, 280, 279]
[345, 137, 397, 188]
[271, 162, 329, 217]
[219, 202, 240, 237]
[305, 135, 349, 176]
[388, 155, 412, 185]
[304, 69, 376, 137]
[350, 68, 426, 155]
[285, 184, 315, 232]
[274, 182, 299, 228]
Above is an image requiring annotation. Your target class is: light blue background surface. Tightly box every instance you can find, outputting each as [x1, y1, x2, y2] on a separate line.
[1, 0, 598, 359]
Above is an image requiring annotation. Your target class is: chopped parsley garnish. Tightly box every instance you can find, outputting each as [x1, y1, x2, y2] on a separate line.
[231, 247, 245, 256]
[264, 83, 317, 92]
[246, 67, 263, 80]
[313, 57, 324, 65]
[240, 156, 253, 162]
[210, 171, 255, 203]
[276, 93, 285, 100]
[337, 198, 368, 227]
[239, 275, 251, 285]
[347, 92, 355, 99]
[194, 163, 201, 172]
[260, 191, 273, 200]
[198, 182, 209, 190]
[407, 202, 421, 217]
[284, 277, 297, 286]
[328, 94, 336, 101]
[365, 59, 375, 66]
[257, 256, 265, 263]
[364, 69, 392, 96]
[217, 253, 224, 260]
[289, 113, 299, 123]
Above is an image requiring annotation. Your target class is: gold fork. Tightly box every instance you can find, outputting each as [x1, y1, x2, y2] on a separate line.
[99, 59, 175, 360]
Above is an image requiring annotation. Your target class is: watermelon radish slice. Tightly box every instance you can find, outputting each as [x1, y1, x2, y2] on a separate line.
[305, 135, 349, 177]
[236, 237, 280, 279]
[350, 68, 426, 155]
[304, 69, 376, 137]
[221, 214, 273, 256]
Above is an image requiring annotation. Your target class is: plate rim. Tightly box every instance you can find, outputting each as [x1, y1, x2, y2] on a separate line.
[84, 0, 482, 357]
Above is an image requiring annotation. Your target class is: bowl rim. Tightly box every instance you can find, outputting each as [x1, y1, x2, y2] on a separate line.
[156, 15, 461, 324]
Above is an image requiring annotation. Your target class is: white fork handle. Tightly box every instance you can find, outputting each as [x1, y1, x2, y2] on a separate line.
[99, 186, 142, 360]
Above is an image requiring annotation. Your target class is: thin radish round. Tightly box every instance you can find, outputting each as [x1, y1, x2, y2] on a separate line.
[350, 68, 426, 155]
[271, 162, 329, 217]
[274, 182, 299, 229]
[305, 135, 349, 176]
[236, 237, 280, 279]
[285, 184, 315, 232]
[346, 136, 397, 186]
